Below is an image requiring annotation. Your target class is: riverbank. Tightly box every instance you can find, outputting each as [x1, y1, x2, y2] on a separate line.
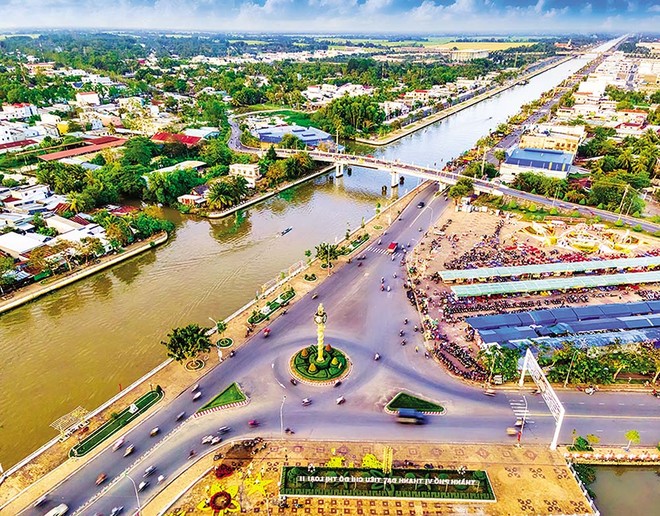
[0, 232, 169, 316]
[355, 55, 573, 147]
[0, 177, 427, 513]
[205, 164, 334, 219]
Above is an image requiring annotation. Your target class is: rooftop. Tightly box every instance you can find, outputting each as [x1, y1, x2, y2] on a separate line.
[440, 255, 660, 282]
[505, 147, 575, 166]
[451, 271, 660, 298]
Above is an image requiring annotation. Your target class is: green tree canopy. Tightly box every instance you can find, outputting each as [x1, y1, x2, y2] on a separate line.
[161, 324, 212, 363]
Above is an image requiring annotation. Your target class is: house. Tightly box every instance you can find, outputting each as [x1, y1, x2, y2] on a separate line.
[229, 163, 261, 188]
[151, 132, 202, 148]
[183, 127, 220, 139]
[404, 90, 430, 104]
[176, 194, 207, 207]
[0, 232, 47, 260]
[0, 139, 39, 154]
[450, 49, 489, 62]
[499, 148, 575, 183]
[520, 126, 584, 154]
[151, 160, 207, 176]
[75, 92, 101, 106]
[44, 214, 86, 234]
[0, 103, 38, 121]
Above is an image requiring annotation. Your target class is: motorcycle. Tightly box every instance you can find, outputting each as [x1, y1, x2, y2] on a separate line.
[193, 391, 202, 401]
[358, 262, 362, 267]
[387, 286, 391, 291]
[248, 419, 259, 427]
[401, 340, 407, 346]
[150, 427, 159, 437]
[374, 353, 380, 361]
[96, 473, 107, 486]
[584, 387, 595, 396]
[404, 318, 408, 325]
[399, 330, 404, 337]
[336, 396, 346, 405]
[285, 427, 295, 434]
[263, 328, 271, 338]
[381, 284, 384, 291]
[176, 411, 186, 421]
[290, 378, 298, 386]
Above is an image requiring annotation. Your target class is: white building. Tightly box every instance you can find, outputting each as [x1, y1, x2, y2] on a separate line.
[76, 92, 101, 106]
[0, 232, 46, 260]
[229, 163, 261, 188]
[0, 103, 38, 121]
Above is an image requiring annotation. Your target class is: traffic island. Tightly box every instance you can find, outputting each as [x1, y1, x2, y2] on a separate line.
[290, 345, 350, 384]
[385, 391, 446, 415]
[195, 382, 248, 418]
[69, 388, 164, 457]
[289, 303, 351, 384]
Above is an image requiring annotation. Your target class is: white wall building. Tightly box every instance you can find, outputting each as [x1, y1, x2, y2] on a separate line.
[0, 103, 38, 121]
[229, 163, 261, 188]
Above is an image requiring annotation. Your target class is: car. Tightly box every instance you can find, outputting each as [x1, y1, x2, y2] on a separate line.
[219, 426, 231, 434]
[301, 398, 312, 406]
[45, 504, 69, 516]
[417, 201, 425, 208]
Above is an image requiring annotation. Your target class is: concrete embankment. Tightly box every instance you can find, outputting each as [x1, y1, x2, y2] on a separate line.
[356, 56, 574, 147]
[0, 232, 169, 316]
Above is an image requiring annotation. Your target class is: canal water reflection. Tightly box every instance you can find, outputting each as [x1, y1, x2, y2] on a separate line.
[0, 56, 589, 467]
[591, 466, 660, 515]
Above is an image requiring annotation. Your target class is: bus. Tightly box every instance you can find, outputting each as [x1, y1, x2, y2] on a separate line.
[396, 408, 426, 424]
[387, 242, 398, 254]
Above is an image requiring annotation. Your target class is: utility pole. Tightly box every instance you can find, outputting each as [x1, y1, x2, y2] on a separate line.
[616, 184, 630, 222]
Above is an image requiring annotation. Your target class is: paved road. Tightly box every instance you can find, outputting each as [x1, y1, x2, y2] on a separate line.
[21, 186, 660, 516]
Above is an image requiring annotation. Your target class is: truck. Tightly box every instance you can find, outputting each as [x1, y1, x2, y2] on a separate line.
[396, 408, 426, 424]
[387, 242, 398, 254]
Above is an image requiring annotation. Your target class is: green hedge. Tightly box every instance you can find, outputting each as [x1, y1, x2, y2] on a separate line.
[197, 382, 246, 412]
[280, 466, 493, 500]
[386, 392, 445, 413]
[291, 346, 349, 382]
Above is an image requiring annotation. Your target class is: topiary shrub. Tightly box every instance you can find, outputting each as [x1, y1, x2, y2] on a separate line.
[325, 343, 332, 352]
[331, 357, 339, 366]
[308, 363, 317, 373]
[301, 348, 308, 357]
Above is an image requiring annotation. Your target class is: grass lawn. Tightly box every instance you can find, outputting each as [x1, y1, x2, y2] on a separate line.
[386, 391, 445, 413]
[261, 109, 320, 129]
[70, 388, 163, 457]
[198, 382, 246, 412]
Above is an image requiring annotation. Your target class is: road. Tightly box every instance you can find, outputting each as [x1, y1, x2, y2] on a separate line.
[22, 186, 660, 516]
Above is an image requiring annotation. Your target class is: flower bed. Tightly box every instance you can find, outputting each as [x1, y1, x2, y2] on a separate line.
[280, 466, 494, 500]
[197, 382, 246, 413]
[304, 273, 317, 282]
[291, 345, 350, 382]
[386, 392, 445, 414]
[217, 338, 233, 348]
[248, 289, 295, 324]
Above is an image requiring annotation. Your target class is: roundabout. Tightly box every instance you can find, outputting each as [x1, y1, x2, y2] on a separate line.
[289, 303, 351, 384]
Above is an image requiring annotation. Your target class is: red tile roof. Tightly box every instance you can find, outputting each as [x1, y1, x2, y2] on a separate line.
[109, 205, 139, 216]
[0, 139, 38, 151]
[38, 138, 127, 161]
[151, 132, 202, 147]
[70, 215, 91, 226]
[54, 203, 71, 214]
[1, 195, 20, 203]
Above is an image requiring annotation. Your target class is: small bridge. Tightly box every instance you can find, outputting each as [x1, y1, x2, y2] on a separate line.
[276, 149, 500, 195]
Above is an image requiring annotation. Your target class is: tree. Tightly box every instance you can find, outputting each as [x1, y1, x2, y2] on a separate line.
[494, 149, 506, 165]
[448, 177, 473, 202]
[279, 133, 305, 150]
[624, 429, 640, 451]
[0, 255, 15, 279]
[214, 320, 227, 340]
[315, 242, 340, 268]
[478, 346, 520, 383]
[121, 136, 157, 167]
[199, 139, 233, 167]
[161, 324, 212, 363]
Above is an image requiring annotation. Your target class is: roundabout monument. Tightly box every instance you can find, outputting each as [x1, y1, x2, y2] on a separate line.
[290, 303, 351, 383]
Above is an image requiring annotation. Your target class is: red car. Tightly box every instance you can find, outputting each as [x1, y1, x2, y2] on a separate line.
[387, 242, 398, 254]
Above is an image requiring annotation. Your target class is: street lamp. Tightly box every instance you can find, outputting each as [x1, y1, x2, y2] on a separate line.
[280, 395, 287, 438]
[564, 349, 579, 388]
[125, 474, 142, 515]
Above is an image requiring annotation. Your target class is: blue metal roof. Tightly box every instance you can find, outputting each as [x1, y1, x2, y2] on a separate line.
[504, 147, 574, 172]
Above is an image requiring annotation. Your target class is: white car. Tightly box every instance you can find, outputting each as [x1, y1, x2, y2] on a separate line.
[45, 504, 69, 516]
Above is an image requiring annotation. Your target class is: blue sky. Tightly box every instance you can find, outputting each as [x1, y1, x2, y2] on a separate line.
[0, 0, 659, 32]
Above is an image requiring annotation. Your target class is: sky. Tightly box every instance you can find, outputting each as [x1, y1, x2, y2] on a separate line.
[0, 0, 659, 33]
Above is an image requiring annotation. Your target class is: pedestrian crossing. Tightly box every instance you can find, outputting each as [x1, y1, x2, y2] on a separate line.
[366, 245, 405, 258]
[509, 398, 534, 424]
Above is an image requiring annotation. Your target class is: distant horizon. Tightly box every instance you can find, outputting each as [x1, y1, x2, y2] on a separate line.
[0, 1, 658, 34]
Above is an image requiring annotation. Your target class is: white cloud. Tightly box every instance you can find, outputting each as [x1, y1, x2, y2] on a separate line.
[648, 4, 660, 12]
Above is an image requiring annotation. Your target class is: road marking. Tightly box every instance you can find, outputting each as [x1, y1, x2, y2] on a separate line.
[638, 403, 645, 406]
[527, 413, 660, 420]
[578, 402, 585, 405]
[271, 363, 275, 368]
[617, 403, 624, 406]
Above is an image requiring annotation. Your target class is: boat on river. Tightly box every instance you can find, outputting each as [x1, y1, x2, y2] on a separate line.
[281, 227, 293, 236]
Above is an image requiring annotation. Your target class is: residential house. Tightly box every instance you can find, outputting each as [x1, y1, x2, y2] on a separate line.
[75, 92, 101, 106]
[0, 103, 38, 121]
[229, 163, 261, 188]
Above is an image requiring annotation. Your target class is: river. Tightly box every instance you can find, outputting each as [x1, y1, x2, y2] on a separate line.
[0, 55, 591, 468]
[591, 466, 660, 515]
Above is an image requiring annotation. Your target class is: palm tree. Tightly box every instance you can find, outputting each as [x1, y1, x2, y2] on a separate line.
[207, 181, 234, 210]
[617, 148, 634, 171]
[314, 242, 340, 268]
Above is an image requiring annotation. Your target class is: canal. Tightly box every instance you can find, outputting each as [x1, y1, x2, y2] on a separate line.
[0, 55, 591, 467]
